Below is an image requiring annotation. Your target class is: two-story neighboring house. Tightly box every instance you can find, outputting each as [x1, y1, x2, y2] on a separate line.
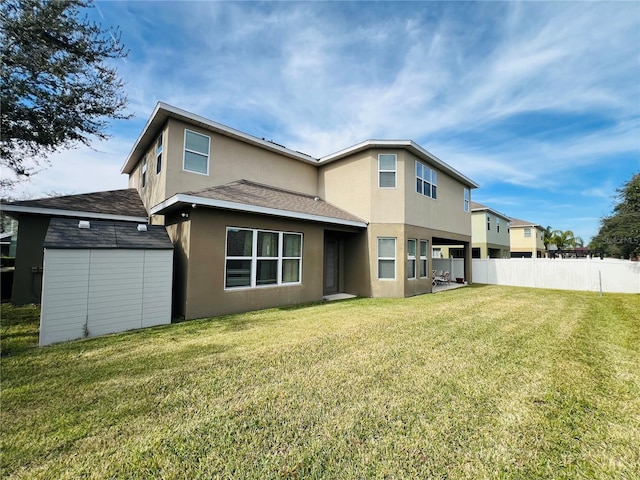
[470, 202, 511, 258]
[122, 103, 479, 319]
[509, 218, 545, 258]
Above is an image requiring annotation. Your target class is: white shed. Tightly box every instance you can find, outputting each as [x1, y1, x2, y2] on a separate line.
[39, 218, 174, 346]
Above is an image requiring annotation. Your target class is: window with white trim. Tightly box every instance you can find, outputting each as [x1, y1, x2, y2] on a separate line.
[377, 237, 396, 279]
[141, 158, 147, 188]
[225, 228, 302, 289]
[407, 239, 416, 279]
[419, 240, 428, 278]
[487, 214, 491, 231]
[156, 133, 163, 174]
[464, 188, 470, 212]
[416, 161, 437, 199]
[184, 129, 210, 175]
[524, 228, 531, 238]
[497, 218, 500, 233]
[378, 154, 397, 188]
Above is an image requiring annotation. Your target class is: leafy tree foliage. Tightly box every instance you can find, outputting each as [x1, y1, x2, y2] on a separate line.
[0, 0, 129, 187]
[590, 172, 640, 259]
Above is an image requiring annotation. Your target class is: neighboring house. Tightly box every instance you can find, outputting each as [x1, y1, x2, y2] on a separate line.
[435, 202, 511, 259]
[470, 202, 511, 258]
[1, 189, 148, 304]
[509, 218, 545, 258]
[121, 102, 479, 320]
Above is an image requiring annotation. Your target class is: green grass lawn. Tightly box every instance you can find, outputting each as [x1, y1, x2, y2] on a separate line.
[1, 285, 639, 479]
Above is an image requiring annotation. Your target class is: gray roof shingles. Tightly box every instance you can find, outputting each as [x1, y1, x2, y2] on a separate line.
[44, 218, 173, 250]
[3, 189, 147, 218]
[183, 180, 366, 225]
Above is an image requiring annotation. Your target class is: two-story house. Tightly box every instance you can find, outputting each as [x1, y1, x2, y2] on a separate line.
[509, 218, 545, 258]
[122, 103, 479, 319]
[469, 202, 511, 258]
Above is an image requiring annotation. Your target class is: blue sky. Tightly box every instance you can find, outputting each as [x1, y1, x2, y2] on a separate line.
[12, 0, 640, 243]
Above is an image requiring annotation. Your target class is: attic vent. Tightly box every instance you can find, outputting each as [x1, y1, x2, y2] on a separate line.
[78, 220, 90, 229]
[137, 224, 148, 232]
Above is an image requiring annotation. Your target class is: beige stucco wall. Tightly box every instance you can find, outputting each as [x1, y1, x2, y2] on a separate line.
[510, 226, 545, 256]
[130, 119, 319, 215]
[404, 152, 471, 237]
[174, 208, 326, 320]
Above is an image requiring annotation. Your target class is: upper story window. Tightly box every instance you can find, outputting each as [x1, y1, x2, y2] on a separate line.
[416, 161, 437, 199]
[184, 129, 210, 175]
[497, 218, 500, 233]
[156, 133, 163, 174]
[464, 188, 470, 212]
[524, 227, 532, 238]
[141, 158, 147, 188]
[487, 214, 491, 231]
[378, 154, 397, 188]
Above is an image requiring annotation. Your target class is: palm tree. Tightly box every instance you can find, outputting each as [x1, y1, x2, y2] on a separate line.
[551, 230, 583, 249]
[543, 226, 555, 250]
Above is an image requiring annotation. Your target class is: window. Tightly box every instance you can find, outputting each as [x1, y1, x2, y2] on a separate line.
[156, 133, 163, 174]
[524, 228, 531, 238]
[487, 214, 491, 231]
[377, 237, 396, 279]
[419, 240, 428, 278]
[141, 158, 147, 188]
[416, 162, 437, 199]
[464, 188, 470, 212]
[184, 130, 210, 175]
[378, 154, 396, 188]
[497, 218, 500, 233]
[225, 228, 302, 289]
[472, 248, 481, 259]
[407, 239, 416, 279]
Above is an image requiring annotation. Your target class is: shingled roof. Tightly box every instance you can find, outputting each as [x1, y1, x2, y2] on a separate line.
[151, 180, 367, 228]
[1, 189, 148, 221]
[44, 218, 172, 249]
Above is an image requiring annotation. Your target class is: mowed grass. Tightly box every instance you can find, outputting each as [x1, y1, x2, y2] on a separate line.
[1, 285, 639, 479]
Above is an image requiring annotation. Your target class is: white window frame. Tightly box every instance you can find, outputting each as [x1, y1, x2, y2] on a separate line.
[377, 237, 396, 280]
[156, 133, 163, 174]
[524, 228, 532, 238]
[407, 239, 417, 280]
[416, 161, 437, 199]
[183, 129, 211, 175]
[487, 214, 491, 231]
[464, 188, 470, 212]
[497, 218, 500, 234]
[378, 154, 397, 189]
[419, 240, 428, 278]
[224, 227, 303, 290]
[141, 158, 147, 188]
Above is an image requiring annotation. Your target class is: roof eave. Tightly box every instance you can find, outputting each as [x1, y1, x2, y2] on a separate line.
[319, 140, 479, 189]
[150, 194, 368, 229]
[121, 102, 319, 174]
[0, 204, 148, 223]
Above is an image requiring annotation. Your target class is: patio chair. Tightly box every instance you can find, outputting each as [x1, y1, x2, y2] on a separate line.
[434, 271, 450, 286]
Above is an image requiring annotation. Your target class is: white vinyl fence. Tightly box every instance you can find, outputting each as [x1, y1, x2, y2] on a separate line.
[432, 258, 465, 282]
[472, 258, 640, 294]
